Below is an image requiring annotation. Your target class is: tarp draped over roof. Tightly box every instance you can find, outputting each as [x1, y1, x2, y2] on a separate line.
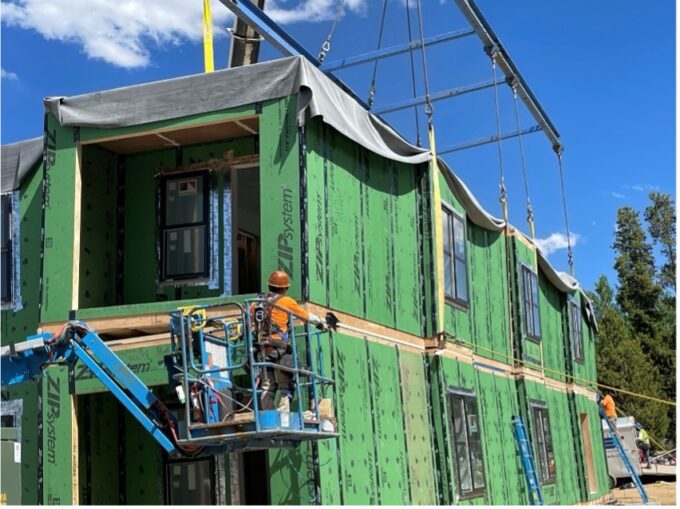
[1, 137, 43, 193]
[44, 56, 431, 165]
[4, 56, 597, 330]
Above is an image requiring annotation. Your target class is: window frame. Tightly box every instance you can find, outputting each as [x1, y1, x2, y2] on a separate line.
[1, 193, 14, 307]
[441, 203, 469, 308]
[447, 388, 486, 498]
[159, 171, 211, 282]
[520, 264, 542, 341]
[569, 297, 584, 363]
[529, 401, 556, 485]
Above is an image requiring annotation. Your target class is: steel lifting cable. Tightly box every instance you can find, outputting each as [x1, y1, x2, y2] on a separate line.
[317, 0, 347, 63]
[366, 0, 389, 109]
[405, 0, 422, 146]
[556, 150, 575, 275]
[511, 80, 536, 242]
[415, 0, 433, 126]
[490, 52, 508, 222]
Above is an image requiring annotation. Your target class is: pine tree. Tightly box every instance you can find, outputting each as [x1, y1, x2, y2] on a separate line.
[644, 192, 676, 293]
[589, 277, 669, 443]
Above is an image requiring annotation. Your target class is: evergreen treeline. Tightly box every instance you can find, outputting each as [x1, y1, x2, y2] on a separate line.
[588, 192, 676, 448]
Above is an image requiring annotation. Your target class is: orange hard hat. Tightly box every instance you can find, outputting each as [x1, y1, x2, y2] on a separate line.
[268, 270, 290, 289]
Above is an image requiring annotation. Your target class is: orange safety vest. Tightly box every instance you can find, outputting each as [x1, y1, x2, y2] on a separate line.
[602, 395, 617, 418]
[252, 293, 310, 341]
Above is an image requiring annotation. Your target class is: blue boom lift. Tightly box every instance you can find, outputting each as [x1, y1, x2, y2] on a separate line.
[1, 299, 337, 457]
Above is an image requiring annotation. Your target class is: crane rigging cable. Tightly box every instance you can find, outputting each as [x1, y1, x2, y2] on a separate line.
[556, 151, 575, 275]
[404, 0, 423, 147]
[490, 54, 508, 223]
[317, 0, 347, 63]
[511, 81, 536, 243]
[366, 0, 389, 109]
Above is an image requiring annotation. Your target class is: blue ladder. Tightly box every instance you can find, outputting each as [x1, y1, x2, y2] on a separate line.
[512, 415, 544, 505]
[599, 405, 649, 504]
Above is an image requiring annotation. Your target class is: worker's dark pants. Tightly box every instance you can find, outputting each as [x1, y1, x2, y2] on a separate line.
[259, 347, 294, 410]
[637, 441, 651, 465]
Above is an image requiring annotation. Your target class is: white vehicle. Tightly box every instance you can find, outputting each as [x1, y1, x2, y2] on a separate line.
[602, 416, 642, 488]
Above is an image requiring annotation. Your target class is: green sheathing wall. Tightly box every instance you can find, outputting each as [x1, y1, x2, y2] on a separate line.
[122, 137, 254, 304]
[74, 344, 172, 394]
[399, 350, 437, 504]
[79, 145, 118, 308]
[511, 237, 543, 368]
[77, 393, 120, 504]
[571, 292, 598, 386]
[437, 173, 472, 342]
[435, 356, 523, 505]
[41, 114, 77, 323]
[42, 365, 73, 505]
[124, 411, 164, 504]
[1, 381, 39, 504]
[259, 96, 302, 299]
[538, 272, 568, 383]
[305, 120, 422, 335]
[574, 393, 610, 500]
[519, 379, 598, 504]
[1, 163, 42, 343]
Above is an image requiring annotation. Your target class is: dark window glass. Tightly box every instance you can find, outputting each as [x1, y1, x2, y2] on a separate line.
[442, 207, 468, 305]
[531, 405, 556, 483]
[522, 266, 541, 340]
[1, 194, 12, 304]
[570, 300, 583, 362]
[448, 391, 486, 496]
[161, 174, 210, 281]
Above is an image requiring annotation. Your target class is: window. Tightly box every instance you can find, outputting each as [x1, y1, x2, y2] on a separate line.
[1, 194, 12, 304]
[165, 458, 214, 504]
[569, 299, 583, 362]
[161, 173, 210, 281]
[521, 266, 541, 340]
[530, 403, 556, 484]
[442, 206, 468, 305]
[448, 390, 485, 497]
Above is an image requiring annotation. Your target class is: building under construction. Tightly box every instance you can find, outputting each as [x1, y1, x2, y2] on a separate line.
[1, 1, 611, 506]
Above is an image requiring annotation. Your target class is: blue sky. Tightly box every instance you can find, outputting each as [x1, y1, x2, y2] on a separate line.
[1, 0, 675, 292]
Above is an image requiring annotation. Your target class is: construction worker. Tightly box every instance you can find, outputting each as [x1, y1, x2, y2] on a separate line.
[600, 391, 618, 432]
[636, 422, 651, 468]
[253, 270, 326, 412]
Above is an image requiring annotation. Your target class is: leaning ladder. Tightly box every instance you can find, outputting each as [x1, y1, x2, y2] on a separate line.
[599, 405, 649, 504]
[512, 415, 544, 505]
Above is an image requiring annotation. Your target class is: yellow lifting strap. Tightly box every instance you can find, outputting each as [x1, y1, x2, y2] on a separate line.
[429, 125, 446, 334]
[203, 0, 215, 73]
[178, 306, 207, 331]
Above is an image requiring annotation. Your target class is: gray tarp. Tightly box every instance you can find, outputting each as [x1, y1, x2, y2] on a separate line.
[44, 56, 430, 165]
[1, 137, 42, 193]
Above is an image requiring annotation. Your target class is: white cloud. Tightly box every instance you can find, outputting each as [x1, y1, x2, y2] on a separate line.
[611, 192, 625, 199]
[535, 232, 580, 256]
[1, 68, 18, 80]
[1, 0, 367, 68]
[631, 185, 644, 192]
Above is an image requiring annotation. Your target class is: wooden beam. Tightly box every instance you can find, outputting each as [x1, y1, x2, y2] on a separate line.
[71, 144, 83, 311]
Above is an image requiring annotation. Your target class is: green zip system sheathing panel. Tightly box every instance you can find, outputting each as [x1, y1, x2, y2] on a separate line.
[574, 393, 610, 500]
[1, 381, 39, 504]
[305, 119, 421, 335]
[41, 115, 77, 323]
[399, 349, 437, 504]
[79, 145, 118, 308]
[511, 236, 543, 367]
[77, 393, 120, 504]
[1, 162, 42, 344]
[124, 410, 164, 504]
[41, 365, 73, 505]
[73, 343, 172, 394]
[435, 355, 524, 505]
[259, 96, 302, 299]
[538, 272, 568, 383]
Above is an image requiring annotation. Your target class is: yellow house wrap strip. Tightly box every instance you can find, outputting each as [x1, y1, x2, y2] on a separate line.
[428, 126, 445, 333]
[203, 0, 215, 73]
